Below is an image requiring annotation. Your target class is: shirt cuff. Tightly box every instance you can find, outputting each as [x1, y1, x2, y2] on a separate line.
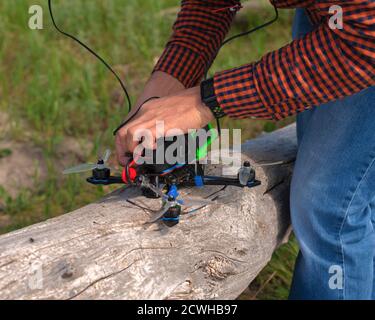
[153, 44, 206, 88]
[213, 63, 274, 120]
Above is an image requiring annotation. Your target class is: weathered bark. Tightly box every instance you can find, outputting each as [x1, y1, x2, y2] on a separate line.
[0, 124, 297, 300]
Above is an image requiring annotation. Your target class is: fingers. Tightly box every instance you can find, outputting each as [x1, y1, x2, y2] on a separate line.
[124, 126, 141, 157]
[115, 120, 158, 166]
[115, 133, 131, 167]
[126, 124, 158, 152]
[115, 109, 145, 167]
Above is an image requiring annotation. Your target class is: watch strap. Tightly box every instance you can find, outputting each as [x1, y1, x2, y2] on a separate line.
[200, 78, 225, 119]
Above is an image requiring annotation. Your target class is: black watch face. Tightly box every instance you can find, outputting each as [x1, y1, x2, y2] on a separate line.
[206, 84, 215, 98]
[203, 79, 215, 98]
[202, 79, 222, 118]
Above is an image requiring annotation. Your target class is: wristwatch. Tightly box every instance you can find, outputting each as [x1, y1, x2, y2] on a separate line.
[200, 78, 226, 119]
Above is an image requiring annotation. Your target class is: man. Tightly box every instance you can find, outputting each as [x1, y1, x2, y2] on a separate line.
[115, 1, 375, 299]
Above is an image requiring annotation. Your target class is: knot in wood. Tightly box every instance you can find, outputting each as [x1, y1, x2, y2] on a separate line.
[203, 256, 237, 280]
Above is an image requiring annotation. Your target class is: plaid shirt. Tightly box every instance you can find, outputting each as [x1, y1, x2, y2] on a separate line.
[154, 0, 375, 120]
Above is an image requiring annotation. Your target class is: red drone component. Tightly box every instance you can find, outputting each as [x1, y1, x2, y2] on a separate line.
[122, 159, 137, 184]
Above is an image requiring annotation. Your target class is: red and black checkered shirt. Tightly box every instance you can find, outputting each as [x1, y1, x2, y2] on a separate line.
[154, 0, 375, 120]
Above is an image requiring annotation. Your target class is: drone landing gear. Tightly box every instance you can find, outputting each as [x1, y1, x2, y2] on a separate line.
[141, 176, 161, 199]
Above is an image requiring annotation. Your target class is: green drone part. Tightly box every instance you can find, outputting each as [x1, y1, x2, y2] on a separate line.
[191, 123, 218, 161]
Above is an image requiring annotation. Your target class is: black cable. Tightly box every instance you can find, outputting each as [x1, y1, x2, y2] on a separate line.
[205, 4, 279, 137]
[112, 96, 160, 136]
[49, 0, 278, 139]
[216, 118, 222, 137]
[48, 0, 132, 113]
[222, 5, 279, 47]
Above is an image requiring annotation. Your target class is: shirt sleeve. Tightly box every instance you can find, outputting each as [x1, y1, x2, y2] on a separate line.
[153, 0, 241, 88]
[271, 0, 315, 8]
[214, 0, 375, 120]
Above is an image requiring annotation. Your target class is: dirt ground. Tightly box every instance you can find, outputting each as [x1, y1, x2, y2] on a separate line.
[0, 111, 93, 228]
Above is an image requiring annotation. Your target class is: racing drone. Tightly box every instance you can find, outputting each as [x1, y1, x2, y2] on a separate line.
[63, 128, 261, 227]
[48, 0, 279, 228]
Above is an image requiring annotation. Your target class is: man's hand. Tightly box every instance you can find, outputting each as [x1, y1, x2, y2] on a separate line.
[115, 71, 185, 166]
[115, 85, 215, 166]
[125, 71, 186, 122]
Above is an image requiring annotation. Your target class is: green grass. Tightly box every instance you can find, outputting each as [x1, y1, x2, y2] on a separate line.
[0, 0, 298, 299]
[246, 236, 299, 300]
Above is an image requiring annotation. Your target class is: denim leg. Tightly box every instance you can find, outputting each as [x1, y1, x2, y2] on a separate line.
[372, 202, 375, 299]
[289, 87, 375, 300]
[289, 9, 375, 300]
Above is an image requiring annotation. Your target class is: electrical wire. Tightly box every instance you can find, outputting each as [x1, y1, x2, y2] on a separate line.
[204, 4, 279, 80]
[205, 4, 279, 136]
[49, 2, 280, 222]
[112, 96, 160, 136]
[222, 5, 279, 47]
[48, 0, 132, 113]
[49, 0, 278, 138]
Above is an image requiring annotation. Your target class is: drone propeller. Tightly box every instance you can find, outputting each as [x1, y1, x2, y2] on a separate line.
[149, 201, 174, 223]
[101, 149, 111, 163]
[144, 181, 217, 207]
[63, 149, 112, 175]
[150, 197, 216, 223]
[180, 197, 217, 207]
[148, 196, 217, 223]
[204, 153, 287, 168]
[63, 163, 100, 175]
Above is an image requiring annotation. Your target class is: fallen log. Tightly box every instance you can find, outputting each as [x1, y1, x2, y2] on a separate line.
[0, 124, 297, 300]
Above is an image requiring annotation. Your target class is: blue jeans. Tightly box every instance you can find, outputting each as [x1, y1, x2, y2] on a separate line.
[289, 9, 375, 300]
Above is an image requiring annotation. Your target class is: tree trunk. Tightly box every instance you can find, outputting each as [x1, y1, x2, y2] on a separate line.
[0, 124, 297, 300]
